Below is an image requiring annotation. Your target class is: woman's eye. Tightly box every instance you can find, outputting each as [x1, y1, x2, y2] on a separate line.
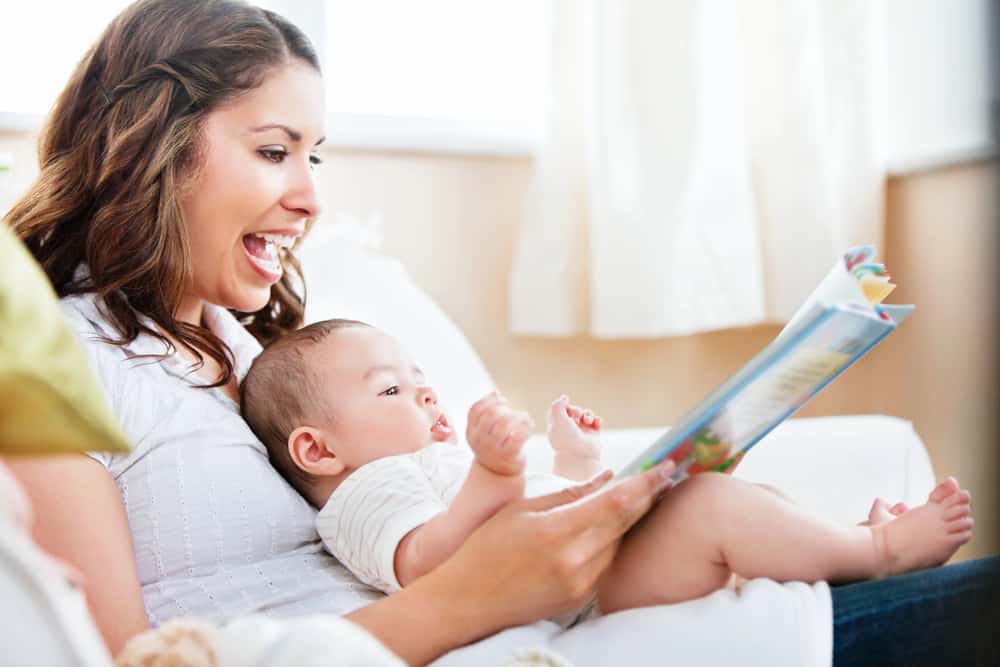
[259, 148, 287, 163]
[309, 153, 323, 167]
[381, 386, 399, 397]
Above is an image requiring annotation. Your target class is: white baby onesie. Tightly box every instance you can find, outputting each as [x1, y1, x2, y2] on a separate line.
[316, 441, 572, 594]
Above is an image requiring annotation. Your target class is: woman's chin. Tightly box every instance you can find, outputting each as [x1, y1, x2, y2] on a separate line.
[225, 283, 273, 314]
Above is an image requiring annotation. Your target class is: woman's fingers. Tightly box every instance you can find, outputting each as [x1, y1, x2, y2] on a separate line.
[549, 461, 675, 541]
[522, 470, 614, 512]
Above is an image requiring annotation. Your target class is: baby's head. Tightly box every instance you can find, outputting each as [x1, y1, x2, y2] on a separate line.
[241, 319, 456, 505]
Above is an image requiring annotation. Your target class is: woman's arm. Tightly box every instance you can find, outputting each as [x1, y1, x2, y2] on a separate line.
[8, 455, 150, 656]
[350, 461, 676, 666]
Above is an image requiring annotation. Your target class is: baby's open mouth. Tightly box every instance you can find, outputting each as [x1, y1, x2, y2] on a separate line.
[430, 414, 453, 441]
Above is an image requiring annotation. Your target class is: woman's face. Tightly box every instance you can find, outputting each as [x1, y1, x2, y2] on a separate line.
[178, 61, 325, 322]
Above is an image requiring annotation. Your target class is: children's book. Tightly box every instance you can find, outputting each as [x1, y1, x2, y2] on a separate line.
[617, 246, 913, 481]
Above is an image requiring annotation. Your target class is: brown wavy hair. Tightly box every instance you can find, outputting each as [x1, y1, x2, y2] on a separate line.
[4, 0, 319, 387]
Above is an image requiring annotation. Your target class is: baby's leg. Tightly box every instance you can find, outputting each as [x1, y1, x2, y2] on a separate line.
[598, 473, 973, 613]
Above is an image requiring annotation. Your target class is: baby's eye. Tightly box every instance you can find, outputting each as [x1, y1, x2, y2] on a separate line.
[381, 386, 399, 397]
[259, 148, 287, 163]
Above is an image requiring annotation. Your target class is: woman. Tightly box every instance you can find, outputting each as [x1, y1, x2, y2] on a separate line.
[5, 1, 998, 665]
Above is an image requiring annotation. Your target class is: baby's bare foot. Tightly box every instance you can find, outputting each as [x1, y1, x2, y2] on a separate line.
[858, 498, 909, 526]
[547, 395, 602, 460]
[869, 478, 973, 577]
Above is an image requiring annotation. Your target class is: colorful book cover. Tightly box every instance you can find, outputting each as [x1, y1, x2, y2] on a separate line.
[616, 246, 913, 481]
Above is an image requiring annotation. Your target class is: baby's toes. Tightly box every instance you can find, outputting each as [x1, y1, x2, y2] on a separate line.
[864, 498, 895, 525]
[947, 516, 974, 535]
[944, 489, 972, 509]
[548, 396, 570, 423]
[889, 502, 909, 516]
[943, 503, 970, 521]
[929, 477, 961, 504]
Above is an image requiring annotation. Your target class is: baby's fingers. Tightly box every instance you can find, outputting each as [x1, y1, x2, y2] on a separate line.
[488, 409, 533, 440]
[468, 392, 506, 430]
[500, 416, 536, 450]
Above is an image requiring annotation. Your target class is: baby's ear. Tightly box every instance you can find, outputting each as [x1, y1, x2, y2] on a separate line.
[288, 427, 345, 477]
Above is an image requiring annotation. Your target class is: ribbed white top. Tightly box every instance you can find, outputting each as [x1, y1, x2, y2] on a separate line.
[60, 292, 382, 626]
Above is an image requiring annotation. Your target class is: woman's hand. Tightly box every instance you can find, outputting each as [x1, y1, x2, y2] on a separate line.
[350, 460, 676, 665]
[442, 461, 676, 623]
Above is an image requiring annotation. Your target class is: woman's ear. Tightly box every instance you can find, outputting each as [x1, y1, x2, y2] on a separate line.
[287, 426, 345, 477]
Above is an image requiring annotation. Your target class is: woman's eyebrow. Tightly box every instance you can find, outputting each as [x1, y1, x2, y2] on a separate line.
[250, 123, 326, 146]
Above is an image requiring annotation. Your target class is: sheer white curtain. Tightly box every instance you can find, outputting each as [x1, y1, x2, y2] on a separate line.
[510, 0, 886, 337]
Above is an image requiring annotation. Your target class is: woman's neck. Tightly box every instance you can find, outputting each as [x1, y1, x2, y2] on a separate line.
[175, 296, 205, 327]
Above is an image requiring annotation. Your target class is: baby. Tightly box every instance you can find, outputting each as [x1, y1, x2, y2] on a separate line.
[241, 319, 974, 614]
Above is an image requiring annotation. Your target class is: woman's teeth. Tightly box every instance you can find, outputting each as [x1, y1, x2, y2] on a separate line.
[251, 232, 295, 254]
[253, 232, 295, 249]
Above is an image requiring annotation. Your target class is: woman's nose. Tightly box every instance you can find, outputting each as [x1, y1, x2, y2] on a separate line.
[282, 161, 323, 219]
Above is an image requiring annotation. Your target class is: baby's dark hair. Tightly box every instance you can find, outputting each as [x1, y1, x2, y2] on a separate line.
[241, 318, 370, 497]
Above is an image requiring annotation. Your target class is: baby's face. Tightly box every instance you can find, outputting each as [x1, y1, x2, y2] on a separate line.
[310, 327, 457, 470]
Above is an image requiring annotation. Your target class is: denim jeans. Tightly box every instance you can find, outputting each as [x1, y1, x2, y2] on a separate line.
[831, 556, 1000, 666]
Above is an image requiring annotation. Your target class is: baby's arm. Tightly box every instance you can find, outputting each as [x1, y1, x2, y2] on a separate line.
[548, 395, 603, 481]
[395, 393, 533, 587]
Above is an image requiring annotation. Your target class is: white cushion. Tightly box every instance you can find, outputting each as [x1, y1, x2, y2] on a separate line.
[297, 219, 495, 441]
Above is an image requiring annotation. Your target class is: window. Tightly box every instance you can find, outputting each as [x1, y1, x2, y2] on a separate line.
[882, 0, 997, 172]
[0, 2, 134, 126]
[319, 0, 550, 154]
[1, 0, 551, 154]
[2, 1, 993, 164]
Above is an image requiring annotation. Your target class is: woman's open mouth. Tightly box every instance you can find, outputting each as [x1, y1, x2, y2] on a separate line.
[242, 232, 294, 283]
[430, 414, 453, 441]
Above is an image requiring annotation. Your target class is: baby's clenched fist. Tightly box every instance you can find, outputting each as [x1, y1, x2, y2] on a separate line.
[466, 392, 533, 476]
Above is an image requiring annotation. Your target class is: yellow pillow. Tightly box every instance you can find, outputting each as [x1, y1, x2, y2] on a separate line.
[0, 223, 129, 455]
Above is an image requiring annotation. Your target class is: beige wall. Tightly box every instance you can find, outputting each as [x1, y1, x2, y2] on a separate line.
[2, 131, 996, 560]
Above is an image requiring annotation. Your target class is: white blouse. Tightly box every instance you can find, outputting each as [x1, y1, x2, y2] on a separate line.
[60, 292, 382, 626]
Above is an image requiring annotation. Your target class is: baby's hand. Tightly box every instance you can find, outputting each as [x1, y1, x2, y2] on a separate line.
[547, 395, 603, 461]
[466, 392, 533, 477]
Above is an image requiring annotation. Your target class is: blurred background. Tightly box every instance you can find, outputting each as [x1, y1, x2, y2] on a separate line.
[1, 0, 996, 562]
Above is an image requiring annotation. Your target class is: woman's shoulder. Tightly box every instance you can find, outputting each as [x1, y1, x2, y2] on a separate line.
[59, 291, 108, 335]
[58, 292, 172, 469]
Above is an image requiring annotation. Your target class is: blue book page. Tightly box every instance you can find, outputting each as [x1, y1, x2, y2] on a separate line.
[616, 304, 898, 480]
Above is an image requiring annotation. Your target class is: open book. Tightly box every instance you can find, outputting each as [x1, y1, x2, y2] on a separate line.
[617, 246, 913, 481]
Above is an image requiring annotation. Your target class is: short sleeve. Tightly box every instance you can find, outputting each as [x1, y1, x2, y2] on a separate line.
[316, 455, 448, 594]
[0, 226, 128, 457]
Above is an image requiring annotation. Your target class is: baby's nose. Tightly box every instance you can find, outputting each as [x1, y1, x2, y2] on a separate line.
[419, 386, 438, 406]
